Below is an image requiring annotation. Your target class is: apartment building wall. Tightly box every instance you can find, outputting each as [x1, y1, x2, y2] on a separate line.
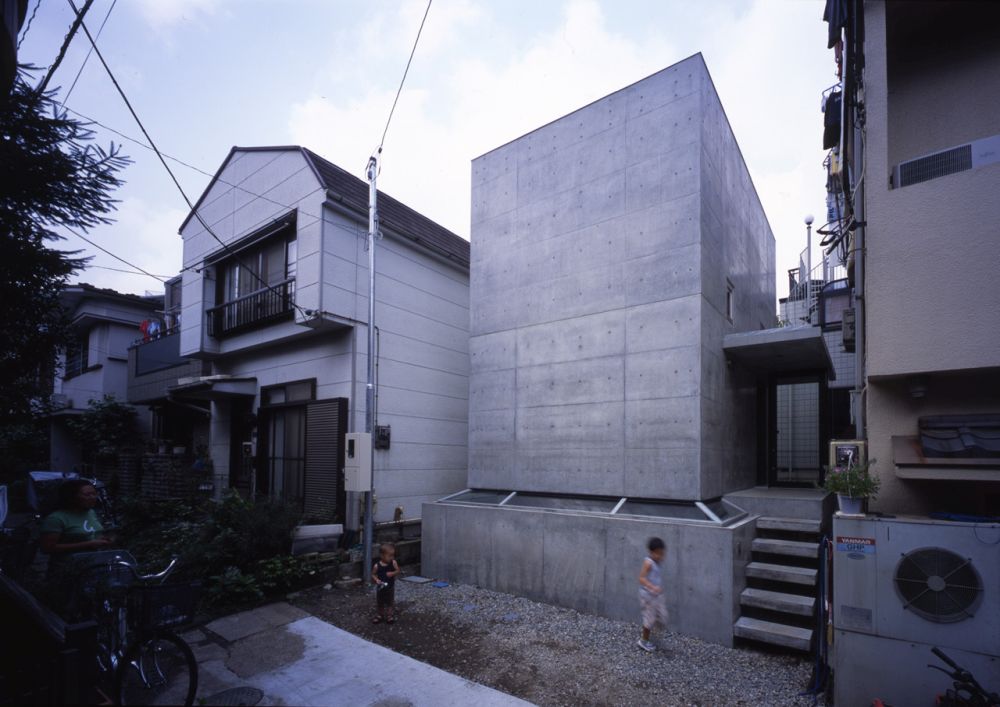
[862, 1, 1000, 513]
[468, 54, 773, 500]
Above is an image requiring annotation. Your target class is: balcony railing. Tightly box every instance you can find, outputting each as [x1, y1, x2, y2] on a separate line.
[132, 329, 184, 375]
[207, 278, 296, 338]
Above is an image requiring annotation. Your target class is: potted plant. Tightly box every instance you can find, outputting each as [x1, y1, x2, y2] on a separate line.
[823, 459, 880, 514]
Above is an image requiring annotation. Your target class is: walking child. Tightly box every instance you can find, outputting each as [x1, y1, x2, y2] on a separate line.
[637, 536, 667, 652]
[372, 542, 401, 624]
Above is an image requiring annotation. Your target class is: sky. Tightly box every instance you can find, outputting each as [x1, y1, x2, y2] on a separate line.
[18, 0, 837, 302]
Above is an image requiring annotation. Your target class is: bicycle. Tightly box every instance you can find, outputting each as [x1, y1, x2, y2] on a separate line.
[872, 647, 999, 707]
[928, 647, 1000, 706]
[78, 550, 199, 706]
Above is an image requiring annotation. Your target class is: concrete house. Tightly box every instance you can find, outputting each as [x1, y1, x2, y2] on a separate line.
[425, 55, 836, 648]
[176, 146, 470, 525]
[49, 284, 160, 471]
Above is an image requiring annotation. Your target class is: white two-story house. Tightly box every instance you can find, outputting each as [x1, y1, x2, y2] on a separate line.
[176, 146, 470, 525]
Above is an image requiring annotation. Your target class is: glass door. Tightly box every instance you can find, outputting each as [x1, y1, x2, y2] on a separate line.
[772, 379, 821, 485]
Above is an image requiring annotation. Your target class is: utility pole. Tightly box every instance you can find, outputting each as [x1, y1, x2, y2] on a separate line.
[362, 153, 379, 583]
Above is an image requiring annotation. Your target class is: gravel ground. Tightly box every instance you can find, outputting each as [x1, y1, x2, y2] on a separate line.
[292, 579, 824, 707]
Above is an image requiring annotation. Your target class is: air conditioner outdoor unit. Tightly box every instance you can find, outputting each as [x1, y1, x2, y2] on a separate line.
[833, 515, 1000, 706]
[893, 133, 1000, 188]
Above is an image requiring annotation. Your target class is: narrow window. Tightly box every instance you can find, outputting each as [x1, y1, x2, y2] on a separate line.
[726, 280, 735, 323]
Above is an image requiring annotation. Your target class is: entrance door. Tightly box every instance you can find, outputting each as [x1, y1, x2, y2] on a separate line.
[265, 406, 306, 503]
[768, 374, 828, 486]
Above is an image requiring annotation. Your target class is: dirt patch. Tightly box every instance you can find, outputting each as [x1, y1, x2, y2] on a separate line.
[292, 581, 820, 707]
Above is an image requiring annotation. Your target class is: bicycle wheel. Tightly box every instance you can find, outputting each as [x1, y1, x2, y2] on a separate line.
[114, 631, 198, 706]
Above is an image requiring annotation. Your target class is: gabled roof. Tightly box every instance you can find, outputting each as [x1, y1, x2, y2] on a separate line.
[180, 146, 469, 269]
[61, 283, 163, 313]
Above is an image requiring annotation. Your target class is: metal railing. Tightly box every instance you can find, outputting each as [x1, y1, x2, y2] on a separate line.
[207, 278, 296, 337]
[784, 252, 850, 326]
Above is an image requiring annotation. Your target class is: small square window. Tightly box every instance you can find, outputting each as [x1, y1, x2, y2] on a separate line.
[726, 280, 735, 323]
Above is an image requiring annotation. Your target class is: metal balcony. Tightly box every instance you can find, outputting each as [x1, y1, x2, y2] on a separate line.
[207, 278, 296, 338]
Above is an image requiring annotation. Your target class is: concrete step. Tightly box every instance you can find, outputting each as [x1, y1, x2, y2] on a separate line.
[757, 516, 821, 534]
[746, 562, 817, 586]
[752, 537, 820, 558]
[734, 616, 813, 651]
[740, 588, 816, 617]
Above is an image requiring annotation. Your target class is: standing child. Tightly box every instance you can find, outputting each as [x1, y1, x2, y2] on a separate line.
[372, 542, 401, 624]
[637, 537, 667, 652]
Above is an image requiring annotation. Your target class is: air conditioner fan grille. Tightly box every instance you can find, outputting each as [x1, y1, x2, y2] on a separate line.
[894, 548, 982, 623]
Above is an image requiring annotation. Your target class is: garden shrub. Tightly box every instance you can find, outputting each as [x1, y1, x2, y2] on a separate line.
[116, 491, 307, 610]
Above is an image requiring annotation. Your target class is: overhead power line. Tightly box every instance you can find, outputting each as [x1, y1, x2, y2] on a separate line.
[17, 0, 42, 49]
[37, 0, 94, 94]
[64, 225, 167, 283]
[377, 0, 432, 154]
[64, 0, 117, 102]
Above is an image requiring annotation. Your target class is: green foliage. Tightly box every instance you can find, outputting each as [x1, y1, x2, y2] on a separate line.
[66, 395, 138, 460]
[206, 567, 263, 608]
[117, 492, 307, 610]
[256, 555, 312, 595]
[823, 459, 880, 499]
[0, 70, 129, 429]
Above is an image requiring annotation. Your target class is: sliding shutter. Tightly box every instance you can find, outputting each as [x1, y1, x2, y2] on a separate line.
[304, 398, 348, 521]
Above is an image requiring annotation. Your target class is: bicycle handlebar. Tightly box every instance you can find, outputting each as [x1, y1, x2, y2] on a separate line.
[932, 647, 961, 671]
[107, 556, 178, 584]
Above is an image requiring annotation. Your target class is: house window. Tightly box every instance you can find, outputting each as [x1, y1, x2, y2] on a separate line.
[261, 379, 316, 406]
[64, 333, 89, 379]
[220, 236, 296, 303]
[726, 280, 735, 323]
[207, 228, 297, 337]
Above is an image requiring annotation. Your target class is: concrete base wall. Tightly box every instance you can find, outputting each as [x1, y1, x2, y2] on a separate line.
[422, 502, 754, 646]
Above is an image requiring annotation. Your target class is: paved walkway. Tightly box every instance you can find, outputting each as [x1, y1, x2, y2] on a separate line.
[188, 602, 532, 706]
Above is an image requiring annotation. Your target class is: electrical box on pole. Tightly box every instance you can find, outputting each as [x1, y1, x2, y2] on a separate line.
[344, 432, 372, 492]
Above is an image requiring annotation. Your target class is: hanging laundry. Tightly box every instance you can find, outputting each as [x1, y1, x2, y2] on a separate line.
[823, 91, 842, 150]
[823, 0, 849, 49]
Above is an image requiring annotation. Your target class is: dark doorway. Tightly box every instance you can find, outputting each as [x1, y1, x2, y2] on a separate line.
[766, 372, 830, 487]
[228, 398, 256, 493]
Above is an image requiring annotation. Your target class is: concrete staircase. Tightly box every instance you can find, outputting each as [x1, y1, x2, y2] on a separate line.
[733, 516, 822, 652]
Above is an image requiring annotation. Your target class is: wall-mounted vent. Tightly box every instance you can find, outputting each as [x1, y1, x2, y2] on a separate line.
[893, 133, 1000, 188]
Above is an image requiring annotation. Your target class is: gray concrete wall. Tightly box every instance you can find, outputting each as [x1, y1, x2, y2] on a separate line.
[469, 55, 772, 500]
[422, 502, 754, 646]
[699, 71, 775, 498]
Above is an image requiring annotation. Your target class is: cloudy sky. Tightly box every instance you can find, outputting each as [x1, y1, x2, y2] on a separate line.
[19, 0, 837, 301]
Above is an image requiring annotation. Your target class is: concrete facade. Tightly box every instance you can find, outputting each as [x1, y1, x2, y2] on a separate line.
[861, 2, 1000, 514]
[467, 54, 774, 501]
[426, 57, 778, 646]
[178, 147, 470, 522]
[423, 502, 755, 647]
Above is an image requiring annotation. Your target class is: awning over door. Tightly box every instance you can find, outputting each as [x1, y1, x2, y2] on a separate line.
[723, 326, 835, 378]
[168, 375, 257, 401]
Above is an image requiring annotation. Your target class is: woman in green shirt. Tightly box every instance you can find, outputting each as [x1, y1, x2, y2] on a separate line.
[39, 479, 111, 557]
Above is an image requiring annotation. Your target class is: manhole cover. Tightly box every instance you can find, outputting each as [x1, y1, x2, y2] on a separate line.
[203, 686, 264, 706]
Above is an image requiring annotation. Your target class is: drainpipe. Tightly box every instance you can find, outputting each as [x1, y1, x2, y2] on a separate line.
[363, 154, 379, 584]
[852, 0, 866, 441]
[853, 116, 866, 440]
